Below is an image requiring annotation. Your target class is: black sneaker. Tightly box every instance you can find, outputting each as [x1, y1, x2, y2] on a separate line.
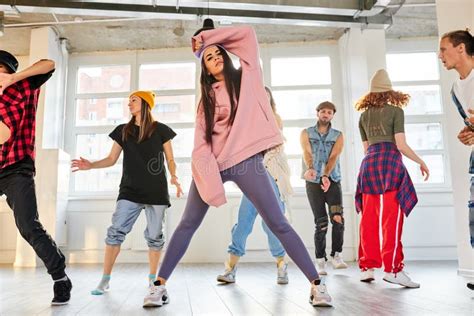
[51, 278, 72, 306]
[467, 282, 474, 291]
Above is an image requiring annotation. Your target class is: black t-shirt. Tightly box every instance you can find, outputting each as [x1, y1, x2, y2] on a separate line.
[0, 70, 54, 179]
[109, 122, 176, 206]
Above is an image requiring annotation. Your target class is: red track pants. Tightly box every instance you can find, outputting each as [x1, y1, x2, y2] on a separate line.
[358, 191, 405, 273]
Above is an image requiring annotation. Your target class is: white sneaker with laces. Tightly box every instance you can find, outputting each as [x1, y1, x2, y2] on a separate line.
[277, 263, 289, 284]
[143, 281, 170, 307]
[316, 258, 327, 275]
[331, 252, 348, 269]
[360, 269, 375, 283]
[309, 279, 332, 307]
[383, 271, 420, 288]
[217, 264, 237, 283]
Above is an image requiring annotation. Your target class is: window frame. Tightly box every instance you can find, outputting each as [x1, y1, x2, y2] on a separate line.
[385, 39, 452, 189]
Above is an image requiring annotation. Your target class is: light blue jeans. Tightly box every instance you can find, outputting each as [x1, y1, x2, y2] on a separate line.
[105, 199, 167, 251]
[228, 174, 286, 258]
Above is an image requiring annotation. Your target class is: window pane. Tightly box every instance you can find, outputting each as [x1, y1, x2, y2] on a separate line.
[75, 165, 122, 192]
[387, 53, 439, 81]
[139, 63, 195, 90]
[288, 158, 305, 188]
[76, 98, 129, 126]
[77, 65, 131, 94]
[152, 95, 196, 123]
[394, 85, 442, 115]
[403, 155, 444, 184]
[171, 128, 194, 158]
[283, 127, 304, 155]
[271, 57, 331, 86]
[273, 89, 332, 120]
[76, 134, 115, 159]
[405, 123, 443, 150]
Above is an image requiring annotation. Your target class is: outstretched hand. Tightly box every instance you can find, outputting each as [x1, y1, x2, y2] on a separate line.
[71, 157, 92, 172]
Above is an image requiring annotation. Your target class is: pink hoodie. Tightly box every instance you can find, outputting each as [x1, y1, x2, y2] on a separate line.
[191, 26, 283, 207]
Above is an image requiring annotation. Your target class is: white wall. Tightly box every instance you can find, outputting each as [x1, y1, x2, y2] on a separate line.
[0, 35, 459, 265]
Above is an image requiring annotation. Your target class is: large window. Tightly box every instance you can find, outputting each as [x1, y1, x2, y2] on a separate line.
[387, 52, 447, 185]
[67, 53, 198, 195]
[67, 51, 335, 195]
[269, 56, 334, 188]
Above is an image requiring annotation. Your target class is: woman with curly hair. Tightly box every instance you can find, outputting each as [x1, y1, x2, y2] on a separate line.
[355, 69, 429, 288]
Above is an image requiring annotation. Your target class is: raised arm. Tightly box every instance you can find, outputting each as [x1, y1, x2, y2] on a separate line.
[193, 26, 260, 69]
[0, 59, 55, 94]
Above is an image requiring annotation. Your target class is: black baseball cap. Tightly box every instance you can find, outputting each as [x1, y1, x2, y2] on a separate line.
[0, 50, 18, 73]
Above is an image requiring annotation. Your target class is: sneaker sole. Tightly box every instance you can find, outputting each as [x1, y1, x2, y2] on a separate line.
[318, 271, 328, 276]
[51, 300, 70, 306]
[383, 277, 420, 288]
[143, 297, 170, 308]
[277, 279, 289, 285]
[309, 298, 332, 307]
[217, 277, 235, 283]
[360, 277, 374, 283]
[332, 265, 348, 269]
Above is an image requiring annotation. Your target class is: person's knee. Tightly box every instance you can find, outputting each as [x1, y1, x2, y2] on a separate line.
[105, 226, 127, 246]
[146, 236, 165, 251]
[17, 219, 46, 242]
[329, 205, 344, 225]
[315, 217, 329, 233]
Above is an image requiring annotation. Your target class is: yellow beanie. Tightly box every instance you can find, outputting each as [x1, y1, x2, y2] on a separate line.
[370, 69, 393, 93]
[129, 90, 156, 109]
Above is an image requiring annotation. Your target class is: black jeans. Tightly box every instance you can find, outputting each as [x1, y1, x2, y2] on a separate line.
[305, 180, 344, 259]
[0, 173, 66, 279]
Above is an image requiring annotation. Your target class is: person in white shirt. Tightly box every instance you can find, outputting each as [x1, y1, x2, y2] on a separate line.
[438, 29, 474, 291]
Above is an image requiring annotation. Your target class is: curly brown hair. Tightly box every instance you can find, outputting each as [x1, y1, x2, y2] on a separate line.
[355, 90, 410, 111]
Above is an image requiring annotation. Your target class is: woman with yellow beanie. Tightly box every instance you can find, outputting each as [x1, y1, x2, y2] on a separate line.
[71, 90, 183, 298]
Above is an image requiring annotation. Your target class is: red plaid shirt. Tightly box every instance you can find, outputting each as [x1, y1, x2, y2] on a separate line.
[355, 142, 418, 216]
[0, 72, 53, 169]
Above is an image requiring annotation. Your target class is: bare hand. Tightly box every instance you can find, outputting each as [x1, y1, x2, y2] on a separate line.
[467, 109, 474, 125]
[458, 126, 474, 145]
[171, 176, 184, 198]
[303, 168, 317, 181]
[0, 73, 15, 95]
[419, 161, 430, 181]
[192, 38, 203, 53]
[321, 176, 331, 192]
[71, 157, 92, 172]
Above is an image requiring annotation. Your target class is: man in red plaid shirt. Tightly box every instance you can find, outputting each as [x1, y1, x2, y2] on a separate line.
[0, 50, 72, 305]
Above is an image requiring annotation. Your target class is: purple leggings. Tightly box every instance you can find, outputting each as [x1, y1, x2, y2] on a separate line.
[158, 154, 319, 282]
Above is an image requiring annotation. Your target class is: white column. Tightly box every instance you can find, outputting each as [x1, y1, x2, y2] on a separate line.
[435, 0, 474, 280]
[338, 28, 386, 259]
[14, 27, 69, 267]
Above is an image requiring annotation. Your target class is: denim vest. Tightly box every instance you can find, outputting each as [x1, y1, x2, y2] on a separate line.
[305, 124, 342, 184]
[451, 88, 474, 174]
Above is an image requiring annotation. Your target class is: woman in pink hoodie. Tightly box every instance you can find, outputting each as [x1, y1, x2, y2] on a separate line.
[144, 19, 332, 308]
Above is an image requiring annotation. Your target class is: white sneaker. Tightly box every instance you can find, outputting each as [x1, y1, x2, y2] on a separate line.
[360, 269, 375, 283]
[383, 271, 420, 288]
[217, 264, 237, 283]
[330, 252, 348, 269]
[143, 281, 170, 307]
[316, 258, 327, 275]
[277, 263, 289, 284]
[309, 279, 332, 307]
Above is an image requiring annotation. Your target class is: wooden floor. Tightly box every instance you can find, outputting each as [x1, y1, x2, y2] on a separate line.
[0, 261, 472, 315]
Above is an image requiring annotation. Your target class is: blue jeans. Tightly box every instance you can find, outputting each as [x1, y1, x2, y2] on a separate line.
[228, 174, 286, 258]
[470, 177, 474, 248]
[105, 199, 167, 251]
